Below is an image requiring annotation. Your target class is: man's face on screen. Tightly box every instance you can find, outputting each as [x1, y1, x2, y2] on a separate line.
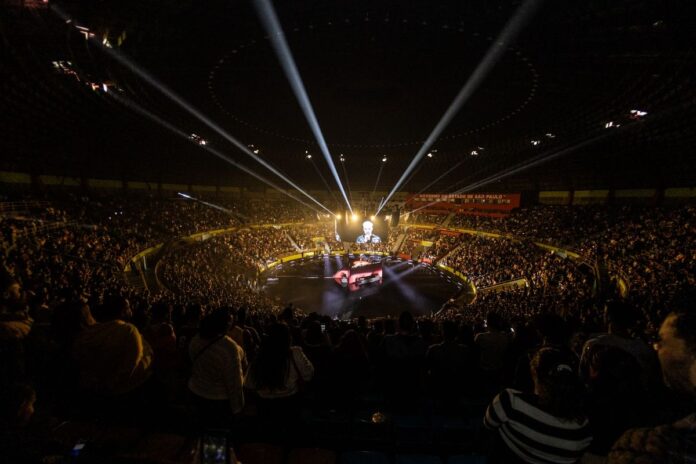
[363, 221, 373, 237]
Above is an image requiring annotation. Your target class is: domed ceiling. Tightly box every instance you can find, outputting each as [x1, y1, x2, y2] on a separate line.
[1, 0, 695, 194]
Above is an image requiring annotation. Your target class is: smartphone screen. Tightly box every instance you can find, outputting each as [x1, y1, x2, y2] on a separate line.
[201, 435, 228, 464]
[70, 441, 86, 458]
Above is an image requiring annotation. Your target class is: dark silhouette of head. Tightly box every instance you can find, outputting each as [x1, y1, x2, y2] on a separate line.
[531, 347, 586, 421]
[398, 311, 415, 334]
[199, 307, 232, 339]
[253, 322, 293, 390]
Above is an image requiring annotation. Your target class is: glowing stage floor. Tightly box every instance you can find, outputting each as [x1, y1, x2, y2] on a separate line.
[262, 255, 465, 319]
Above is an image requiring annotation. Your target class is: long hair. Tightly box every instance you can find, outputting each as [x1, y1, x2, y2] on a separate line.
[199, 307, 231, 339]
[252, 322, 292, 391]
[531, 347, 586, 421]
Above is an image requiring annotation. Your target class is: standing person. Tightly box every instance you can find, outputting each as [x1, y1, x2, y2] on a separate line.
[188, 308, 245, 427]
[245, 322, 313, 421]
[580, 301, 657, 389]
[484, 347, 592, 464]
[475, 311, 510, 395]
[72, 296, 153, 398]
[426, 320, 471, 410]
[228, 306, 260, 363]
[380, 311, 428, 411]
[608, 309, 696, 463]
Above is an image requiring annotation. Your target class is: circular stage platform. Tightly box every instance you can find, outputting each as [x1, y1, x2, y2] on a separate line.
[262, 255, 466, 319]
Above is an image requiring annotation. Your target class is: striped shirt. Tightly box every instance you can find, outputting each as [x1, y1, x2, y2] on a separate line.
[484, 388, 592, 464]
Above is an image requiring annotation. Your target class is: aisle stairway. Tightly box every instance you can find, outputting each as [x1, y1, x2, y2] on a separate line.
[392, 232, 407, 254]
[435, 238, 466, 265]
[441, 212, 456, 227]
[284, 231, 302, 251]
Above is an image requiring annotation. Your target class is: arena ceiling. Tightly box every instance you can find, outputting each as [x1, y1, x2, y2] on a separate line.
[1, 0, 695, 196]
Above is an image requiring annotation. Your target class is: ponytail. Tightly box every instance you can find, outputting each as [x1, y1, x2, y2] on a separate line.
[532, 348, 586, 421]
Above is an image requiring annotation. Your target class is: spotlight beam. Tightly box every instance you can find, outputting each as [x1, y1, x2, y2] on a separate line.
[49, 4, 334, 216]
[408, 130, 618, 214]
[415, 158, 469, 196]
[377, 0, 544, 214]
[309, 157, 340, 205]
[108, 92, 322, 214]
[252, 0, 353, 214]
[372, 162, 386, 195]
[451, 133, 612, 195]
[339, 160, 354, 208]
[177, 192, 246, 221]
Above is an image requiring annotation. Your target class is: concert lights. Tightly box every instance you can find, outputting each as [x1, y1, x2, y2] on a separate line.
[252, 0, 353, 214]
[107, 91, 323, 214]
[377, 0, 544, 215]
[382, 156, 388, 163]
[49, 4, 335, 216]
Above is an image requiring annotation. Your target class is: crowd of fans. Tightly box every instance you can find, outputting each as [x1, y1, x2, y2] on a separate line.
[400, 227, 438, 257]
[407, 213, 448, 225]
[1, 193, 695, 463]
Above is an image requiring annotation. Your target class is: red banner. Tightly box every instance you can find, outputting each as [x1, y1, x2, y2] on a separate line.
[407, 193, 520, 215]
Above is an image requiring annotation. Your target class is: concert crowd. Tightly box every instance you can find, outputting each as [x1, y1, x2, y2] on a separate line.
[1, 194, 695, 463]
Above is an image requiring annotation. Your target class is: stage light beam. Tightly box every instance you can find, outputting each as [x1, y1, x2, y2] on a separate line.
[252, 0, 353, 214]
[49, 4, 334, 216]
[107, 92, 321, 214]
[377, 0, 544, 214]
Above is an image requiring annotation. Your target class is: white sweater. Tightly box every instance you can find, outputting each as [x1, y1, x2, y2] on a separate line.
[188, 334, 245, 413]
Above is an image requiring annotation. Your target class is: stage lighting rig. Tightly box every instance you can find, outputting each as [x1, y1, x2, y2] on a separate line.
[470, 147, 484, 156]
[604, 121, 620, 129]
[381, 156, 388, 163]
[339, 154, 346, 163]
[545, 133, 556, 139]
[531, 140, 541, 146]
[75, 25, 96, 40]
[629, 109, 648, 120]
[189, 134, 208, 146]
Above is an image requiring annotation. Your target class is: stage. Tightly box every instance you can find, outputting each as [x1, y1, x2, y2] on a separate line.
[262, 254, 466, 319]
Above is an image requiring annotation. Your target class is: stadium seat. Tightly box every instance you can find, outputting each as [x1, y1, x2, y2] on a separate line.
[350, 410, 392, 447]
[446, 455, 487, 464]
[236, 443, 284, 464]
[340, 451, 391, 464]
[339, 451, 391, 464]
[288, 447, 337, 464]
[393, 415, 433, 449]
[302, 409, 351, 447]
[395, 454, 443, 464]
[432, 416, 479, 451]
